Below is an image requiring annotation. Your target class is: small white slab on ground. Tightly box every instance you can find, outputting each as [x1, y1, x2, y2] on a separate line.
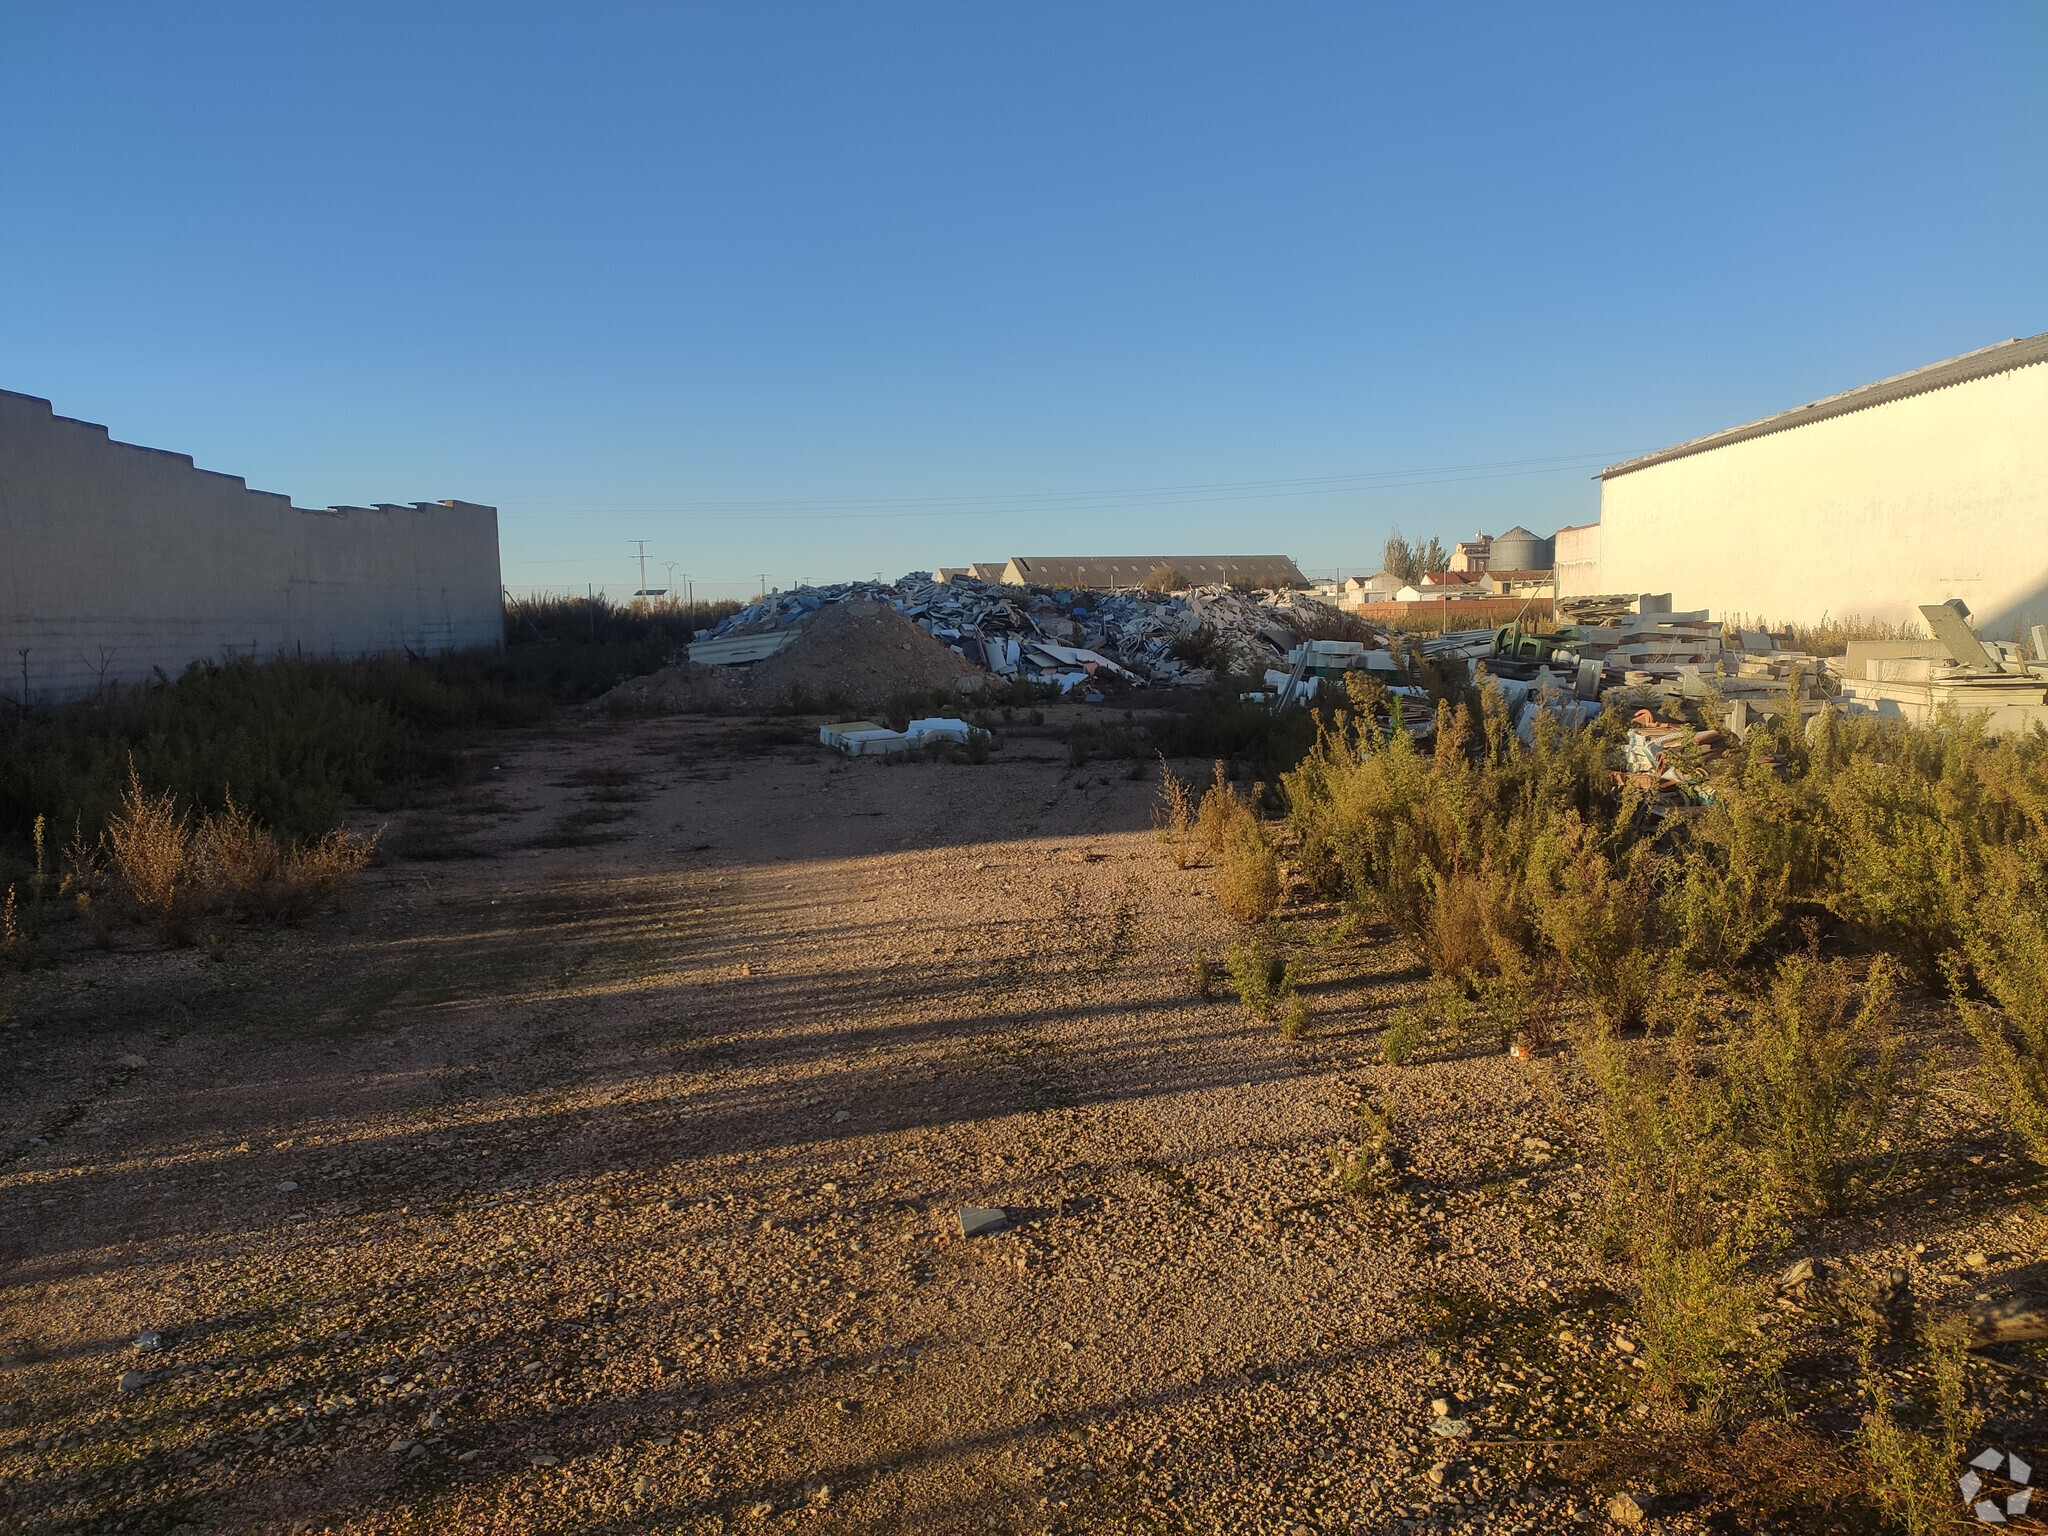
[957, 1206, 1008, 1238]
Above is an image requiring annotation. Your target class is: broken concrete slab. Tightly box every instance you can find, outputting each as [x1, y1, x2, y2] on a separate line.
[957, 1206, 1008, 1238]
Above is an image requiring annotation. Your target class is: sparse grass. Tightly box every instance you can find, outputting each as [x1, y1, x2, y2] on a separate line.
[1721, 610, 1923, 658]
[1331, 1097, 1396, 1194]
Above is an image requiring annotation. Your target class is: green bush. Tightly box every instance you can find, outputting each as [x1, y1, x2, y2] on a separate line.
[1380, 1009, 1429, 1065]
[1725, 950, 1904, 1215]
[1953, 853, 2048, 1166]
[1227, 941, 1301, 1020]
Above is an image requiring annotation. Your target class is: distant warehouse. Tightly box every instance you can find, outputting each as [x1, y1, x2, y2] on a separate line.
[995, 555, 1308, 590]
[1577, 332, 2048, 631]
[0, 390, 503, 703]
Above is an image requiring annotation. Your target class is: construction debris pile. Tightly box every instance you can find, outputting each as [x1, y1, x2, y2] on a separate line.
[649, 571, 2048, 754]
[689, 572, 1382, 691]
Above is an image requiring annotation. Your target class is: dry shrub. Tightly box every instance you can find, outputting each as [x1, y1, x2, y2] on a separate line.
[1466, 929, 1564, 1052]
[1216, 824, 1281, 924]
[101, 770, 375, 941]
[104, 770, 207, 942]
[1201, 764, 1281, 923]
[1196, 761, 1253, 856]
[1142, 563, 1183, 593]
[1568, 1419, 1871, 1528]
[1664, 811, 1789, 972]
[198, 794, 377, 921]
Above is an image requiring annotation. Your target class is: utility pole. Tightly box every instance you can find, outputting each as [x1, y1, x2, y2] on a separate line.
[663, 561, 680, 611]
[757, 574, 768, 601]
[633, 541, 650, 608]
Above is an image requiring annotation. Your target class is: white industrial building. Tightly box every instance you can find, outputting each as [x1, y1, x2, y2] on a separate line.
[1572, 332, 2048, 631]
[1, 389, 503, 703]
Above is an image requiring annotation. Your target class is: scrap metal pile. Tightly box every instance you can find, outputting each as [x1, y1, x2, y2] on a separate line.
[691, 572, 1383, 690]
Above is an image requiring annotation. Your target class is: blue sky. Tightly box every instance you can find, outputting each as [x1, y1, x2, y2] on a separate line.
[3, 4, 2043, 599]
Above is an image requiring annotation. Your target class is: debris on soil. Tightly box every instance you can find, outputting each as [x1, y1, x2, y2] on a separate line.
[604, 599, 986, 711]
[957, 1205, 1008, 1238]
[670, 570, 1392, 689]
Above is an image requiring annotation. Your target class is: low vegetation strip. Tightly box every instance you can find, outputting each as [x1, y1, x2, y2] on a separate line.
[1172, 688, 2048, 1529]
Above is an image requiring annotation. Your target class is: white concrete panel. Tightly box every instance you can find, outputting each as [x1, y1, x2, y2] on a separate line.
[1595, 363, 2048, 631]
[0, 390, 502, 702]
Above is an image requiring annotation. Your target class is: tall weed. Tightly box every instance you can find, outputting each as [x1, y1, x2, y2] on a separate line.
[1152, 758, 1200, 868]
[1854, 1332, 1980, 1536]
[1953, 854, 2048, 1165]
[1725, 948, 1904, 1215]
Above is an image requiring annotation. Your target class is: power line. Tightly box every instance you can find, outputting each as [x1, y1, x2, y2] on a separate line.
[490, 450, 1642, 523]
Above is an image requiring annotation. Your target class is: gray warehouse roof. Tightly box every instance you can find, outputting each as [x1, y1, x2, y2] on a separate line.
[999, 555, 1308, 590]
[1600, 329, 2048, 481]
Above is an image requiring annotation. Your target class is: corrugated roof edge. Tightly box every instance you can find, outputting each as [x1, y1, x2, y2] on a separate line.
[1599, 330, 2048, 481]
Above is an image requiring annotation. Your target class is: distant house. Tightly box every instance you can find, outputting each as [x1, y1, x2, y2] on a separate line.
[996, 555, 1308, 590]
[1342, 571, 1404, 604]
[1450, 533, 1492, 572]
[1421, 571, 1489, 593]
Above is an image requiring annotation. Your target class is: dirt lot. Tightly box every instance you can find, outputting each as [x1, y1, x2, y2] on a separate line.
[1, 709, 2042, 1535]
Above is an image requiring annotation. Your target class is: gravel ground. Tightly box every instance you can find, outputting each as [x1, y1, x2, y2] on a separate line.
[1, 708, 2042, 1535]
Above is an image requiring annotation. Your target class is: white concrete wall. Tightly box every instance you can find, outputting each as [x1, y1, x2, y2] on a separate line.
[1595, 362, 2048, 631]
[1553, 522, 1601, 598]
[1, 390, 503, 702]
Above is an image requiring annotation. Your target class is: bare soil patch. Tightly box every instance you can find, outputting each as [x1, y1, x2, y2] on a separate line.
[1, 711, 2041, 1535]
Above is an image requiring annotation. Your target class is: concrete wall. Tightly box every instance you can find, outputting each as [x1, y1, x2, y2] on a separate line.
[1554, 522, 1601, 598]
[1595, 361, 2048, 631]
[1, 390, 503, 703]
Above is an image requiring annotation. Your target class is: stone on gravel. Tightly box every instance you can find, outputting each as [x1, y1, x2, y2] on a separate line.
[1428, 1417, 1470, 1439]
[133, 1331, 162, 1352]
[1605, 1490, 1646, 1526]
[117, 1371, 150, 1392]
[116, 1053, 147, 1069]
[958, 1206, 1008, 1238]
[277, 1180, 298, 1192]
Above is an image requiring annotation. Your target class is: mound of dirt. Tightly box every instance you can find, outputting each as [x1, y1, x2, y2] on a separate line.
[603, 599, 988, 713]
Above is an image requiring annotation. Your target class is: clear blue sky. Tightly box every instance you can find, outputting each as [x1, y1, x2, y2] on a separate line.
[4, 4, 2043, 599]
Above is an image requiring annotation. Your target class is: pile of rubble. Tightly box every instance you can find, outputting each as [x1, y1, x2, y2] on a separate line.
[690, 572, 1385, 690]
